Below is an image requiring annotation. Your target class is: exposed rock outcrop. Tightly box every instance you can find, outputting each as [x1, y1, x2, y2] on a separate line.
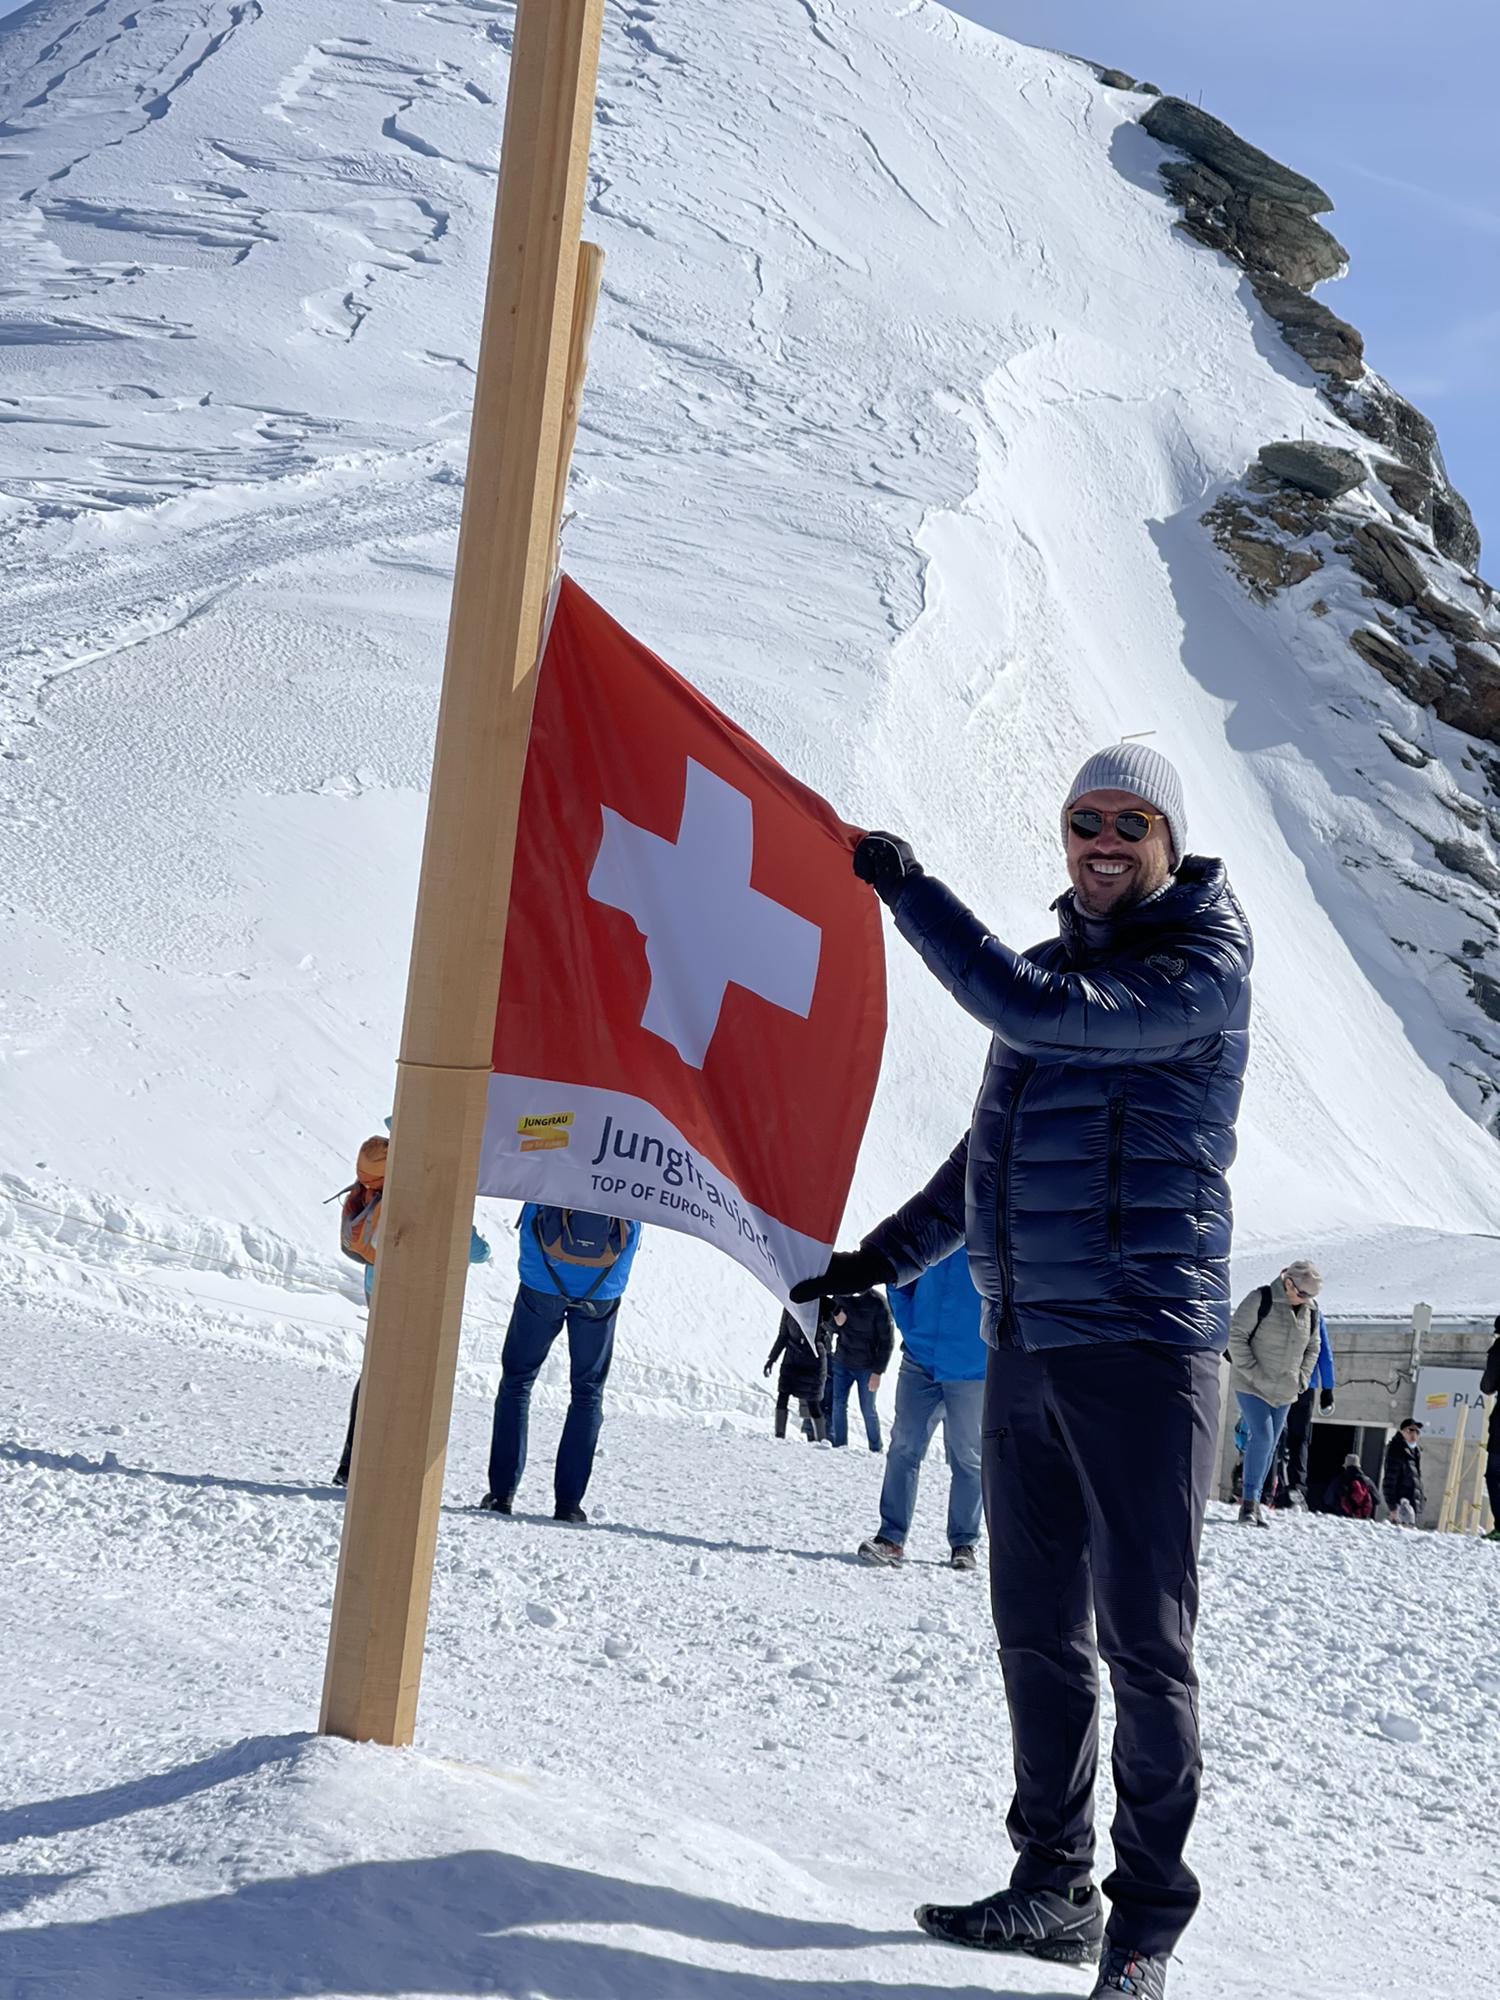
[1257, 441, 1365, 501]
[1141, 98, 1331, 210]
[1138, 95, 1482, 571]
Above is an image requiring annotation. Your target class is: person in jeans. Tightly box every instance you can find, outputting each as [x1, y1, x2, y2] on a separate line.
[482, 1205, 641, 1524]
[793, 744, 1252, 1997]
[828, 1289, 895, 1450]
[1227, 1263, 1324, 1527]
[854, 1247, 985, 1570]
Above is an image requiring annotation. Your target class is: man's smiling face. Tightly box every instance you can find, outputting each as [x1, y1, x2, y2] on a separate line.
[1066, 787, 1175, 916]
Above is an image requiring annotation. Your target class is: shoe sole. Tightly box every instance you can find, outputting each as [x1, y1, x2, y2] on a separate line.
[857, 1550, 902, 1568]
[914, 1908, 1100, 1965]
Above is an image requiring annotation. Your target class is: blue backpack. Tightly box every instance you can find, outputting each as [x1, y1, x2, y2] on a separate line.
[530, 1207, 629, 1301]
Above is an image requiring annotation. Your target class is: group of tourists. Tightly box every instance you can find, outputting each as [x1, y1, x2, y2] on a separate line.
[766, 1247, 986, 1570]
[330, 742, 1496, 2000]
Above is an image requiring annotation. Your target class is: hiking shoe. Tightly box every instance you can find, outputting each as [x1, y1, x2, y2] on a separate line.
[916, 1884, 1102, 1965]
[949, 1545, 978, 1572]
[857, 1536, 904, 1567]
[478, 1493, 513, 1515]
[1091, 1943, 1170, 1997]
[554, 1505, 588, 1524]
[1237, 1500, 1269, 1528]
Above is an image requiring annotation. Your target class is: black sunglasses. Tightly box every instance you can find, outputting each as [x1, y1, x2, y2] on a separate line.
[1067, 807, 1161, 844]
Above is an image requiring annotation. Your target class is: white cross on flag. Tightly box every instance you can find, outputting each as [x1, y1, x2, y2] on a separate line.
[479, 576, 886, 1310]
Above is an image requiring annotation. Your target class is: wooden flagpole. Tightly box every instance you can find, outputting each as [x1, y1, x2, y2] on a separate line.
[320, 0, 606, 1748]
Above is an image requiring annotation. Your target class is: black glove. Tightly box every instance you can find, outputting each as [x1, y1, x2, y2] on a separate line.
[853, 832, 920, 909]
[763, 1359, 774, 1377]
[789, 1248, 896, 1305]
[1319, 1388, 1335, 1414]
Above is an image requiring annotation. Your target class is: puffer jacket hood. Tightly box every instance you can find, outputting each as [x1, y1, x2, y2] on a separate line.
[865, 857, 1252, 1352]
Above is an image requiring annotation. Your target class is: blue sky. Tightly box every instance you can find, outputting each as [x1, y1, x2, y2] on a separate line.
[2, 0, 1494, 561]
[946, 0, 1499, 563]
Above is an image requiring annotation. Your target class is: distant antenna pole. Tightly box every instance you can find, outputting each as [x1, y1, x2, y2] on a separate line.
[319, 0, 606, 1749]
[1120, 730, 1157, 742]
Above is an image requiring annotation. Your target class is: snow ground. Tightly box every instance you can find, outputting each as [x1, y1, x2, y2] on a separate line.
[2, 1288, 1498, 2000]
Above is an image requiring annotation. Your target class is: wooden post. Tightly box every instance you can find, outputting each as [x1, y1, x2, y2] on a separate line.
[320, 0, 605, 1748]
[551, 242, 604, 553]
[1436, 1401, 1470, 1534]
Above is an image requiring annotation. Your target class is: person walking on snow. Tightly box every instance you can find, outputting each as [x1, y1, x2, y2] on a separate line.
[827, 1289, 895, 1451]
[1227, 1263, 1323, 1527]
[482, 1205, 640, 1523]
[765, 1308, 833, 1441]
[1280, 1296, 1335, 1507]
[1382, 1417, 1425, 1525]
[791, 743, 1251, 1999]
[855, 1247, 985, 1569]
[333, 1132, 491, 1486]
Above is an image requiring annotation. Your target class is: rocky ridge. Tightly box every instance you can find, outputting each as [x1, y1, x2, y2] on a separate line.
[1135, 94, 1500, 1115]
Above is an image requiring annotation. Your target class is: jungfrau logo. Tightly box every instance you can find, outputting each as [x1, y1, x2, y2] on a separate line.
[518, 1111, 573, 1153]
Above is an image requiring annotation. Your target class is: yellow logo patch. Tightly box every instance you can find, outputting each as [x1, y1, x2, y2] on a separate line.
[518, 1111, 573, 1153]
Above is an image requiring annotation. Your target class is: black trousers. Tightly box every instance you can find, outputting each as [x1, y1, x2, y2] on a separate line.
[983, 1340, 1220, 1957]
[1488, 1446, 1500, 1527]
[1284, 1385, 1315, 1495]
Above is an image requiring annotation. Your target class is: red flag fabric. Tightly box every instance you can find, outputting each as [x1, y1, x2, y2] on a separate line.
[479, 575, 886, 1309]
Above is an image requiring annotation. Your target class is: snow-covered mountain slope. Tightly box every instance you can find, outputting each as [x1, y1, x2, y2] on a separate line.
[4, 0, 1500, 1400]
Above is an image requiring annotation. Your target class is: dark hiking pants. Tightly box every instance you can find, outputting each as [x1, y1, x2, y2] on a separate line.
[487, 1283, 619, 1512]
[775, 1391, 826, 1442]
[1283, 1385, 1315, 1497]
[982, 1340, 1220, 1957]
[1488, 1445, 1500, 1529]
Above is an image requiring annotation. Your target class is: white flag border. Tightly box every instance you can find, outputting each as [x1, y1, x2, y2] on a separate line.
[479, 1074, 831, 1329]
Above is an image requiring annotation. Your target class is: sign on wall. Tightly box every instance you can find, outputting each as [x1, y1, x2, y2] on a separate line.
[1414, 1367, 1487, 1441]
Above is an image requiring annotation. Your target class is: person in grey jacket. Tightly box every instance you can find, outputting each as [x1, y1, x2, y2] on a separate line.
[1227, 1261, 1324, 1526]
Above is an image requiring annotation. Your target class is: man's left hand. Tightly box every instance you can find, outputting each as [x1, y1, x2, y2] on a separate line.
[853, 832, 920, 909]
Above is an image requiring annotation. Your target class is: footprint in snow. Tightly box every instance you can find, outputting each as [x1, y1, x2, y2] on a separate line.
[1376, 1710, 1423, 1743]
[524, 1600, 563, 1629]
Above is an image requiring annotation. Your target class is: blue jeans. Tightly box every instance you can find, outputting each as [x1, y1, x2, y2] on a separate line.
[877, 1352, 983, 1550]
[1236, 1390, 1291, 1508]
[829, 1361, 881, 1450]
[487, 1283, 619, 1512]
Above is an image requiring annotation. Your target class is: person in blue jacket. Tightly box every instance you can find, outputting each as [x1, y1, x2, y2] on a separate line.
[793, 743, 1251, 2000]
[855, 1247, 985, 1569]
[481, 1204, 641, 1524]
[1280, 1301, 1335, 1507]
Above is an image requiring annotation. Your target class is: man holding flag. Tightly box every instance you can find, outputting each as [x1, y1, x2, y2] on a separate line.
[792, 745, 1252, 2000]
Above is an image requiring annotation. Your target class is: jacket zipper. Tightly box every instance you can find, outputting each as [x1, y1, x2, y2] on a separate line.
[1106, 1096, 1124, 1254]
[996, 1059, 1034, 1340]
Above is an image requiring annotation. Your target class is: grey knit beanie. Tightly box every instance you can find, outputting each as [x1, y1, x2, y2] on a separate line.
[1062, 743, 1187, 868]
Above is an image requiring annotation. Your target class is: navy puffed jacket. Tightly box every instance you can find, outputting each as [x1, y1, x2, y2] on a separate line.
[864, 856, 1252, 1353]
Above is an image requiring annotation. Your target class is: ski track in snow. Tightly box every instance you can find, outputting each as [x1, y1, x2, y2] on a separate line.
[0, 1288, 1497, 1999]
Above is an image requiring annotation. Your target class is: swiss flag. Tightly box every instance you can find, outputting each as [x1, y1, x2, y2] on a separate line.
[479, 576, 886, 1309]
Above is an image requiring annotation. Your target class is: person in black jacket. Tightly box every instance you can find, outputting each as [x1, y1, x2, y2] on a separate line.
[1483, 1321, 1500, 1539]
[1382, 1419, 1425, 1523]
[792, 744, 1251, 1993]
[765, 1311, 831, 1442]
[827, 1290, 894, 1451]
